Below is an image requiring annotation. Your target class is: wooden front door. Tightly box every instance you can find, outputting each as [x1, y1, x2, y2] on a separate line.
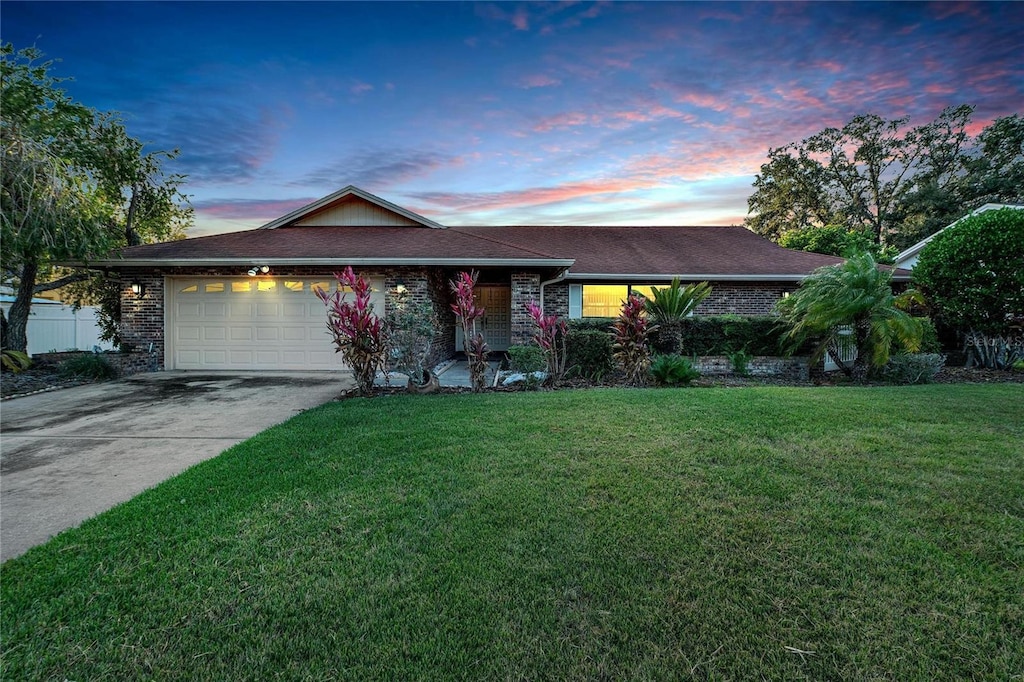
[456, 285, 512, 352]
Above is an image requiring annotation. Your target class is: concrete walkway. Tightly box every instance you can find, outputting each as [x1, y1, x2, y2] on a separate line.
[0, 371, 348, 562]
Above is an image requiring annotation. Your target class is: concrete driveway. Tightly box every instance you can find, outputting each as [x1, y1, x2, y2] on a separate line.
[0, 371, 349, 563]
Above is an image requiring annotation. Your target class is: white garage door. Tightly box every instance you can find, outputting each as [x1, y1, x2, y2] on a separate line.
[167, 277, 384, 370]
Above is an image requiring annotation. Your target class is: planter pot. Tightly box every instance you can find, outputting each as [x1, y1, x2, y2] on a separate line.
[407, 369, 440, 394]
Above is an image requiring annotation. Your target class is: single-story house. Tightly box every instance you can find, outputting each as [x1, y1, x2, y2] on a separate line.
[74, 185, 909, 372]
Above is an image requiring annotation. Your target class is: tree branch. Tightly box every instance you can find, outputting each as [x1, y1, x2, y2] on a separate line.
[33, 271, 93, 293]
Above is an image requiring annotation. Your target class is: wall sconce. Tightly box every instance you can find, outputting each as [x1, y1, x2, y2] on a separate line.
[247, 265, 271, 277]
[395, 282, 407, 294]
[130, 281, 145, 297]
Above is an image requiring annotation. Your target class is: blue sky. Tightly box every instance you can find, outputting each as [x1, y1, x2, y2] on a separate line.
[4, 1, 1022, 237]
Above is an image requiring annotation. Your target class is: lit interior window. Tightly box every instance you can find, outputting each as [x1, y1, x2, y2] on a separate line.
[582, 285, 628, 317]
[179, 284, 198, 294]
[204, 282, 225, 293]
[630, 285, 656, 300]
[231, 281, 252, 293]
[283, 281, 304, 292]
[257, 280, 277, 292]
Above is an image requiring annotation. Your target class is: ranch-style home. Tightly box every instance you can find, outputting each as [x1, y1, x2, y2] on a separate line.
[78, 185, 908, 372]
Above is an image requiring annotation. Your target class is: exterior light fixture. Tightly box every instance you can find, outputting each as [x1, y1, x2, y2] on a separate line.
[130, 281, 145, 297]
[395, 282, 408, 294]
[247, 265, 271, 276]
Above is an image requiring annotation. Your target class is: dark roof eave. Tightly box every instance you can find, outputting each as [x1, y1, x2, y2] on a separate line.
[59, 257, 576, 269]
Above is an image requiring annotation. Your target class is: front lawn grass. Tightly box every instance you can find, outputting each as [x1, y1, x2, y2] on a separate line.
[2, 385, 1022, 680]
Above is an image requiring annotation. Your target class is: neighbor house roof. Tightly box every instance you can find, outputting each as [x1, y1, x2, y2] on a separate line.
[895, 203, 1024, 270]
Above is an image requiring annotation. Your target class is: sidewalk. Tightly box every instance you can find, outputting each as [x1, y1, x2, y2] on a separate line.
[376, 360, 502, 389]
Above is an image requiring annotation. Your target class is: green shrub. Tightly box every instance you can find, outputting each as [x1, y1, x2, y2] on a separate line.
[567, 318, 616, 333]
[565, 329, 615, 381]
[649, 315, 791, 356]
[58, 354, 117, 380]
[726, 349, 753, 376]
[913, 207, 1024, 336]
[507, 345, 547, 373]
[650, 354, 700, 386]
[882, 353, 946, 384]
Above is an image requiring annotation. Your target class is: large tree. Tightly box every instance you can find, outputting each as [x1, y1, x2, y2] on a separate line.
[1, 44, 190, 353]
[747, 105, 1022, 251]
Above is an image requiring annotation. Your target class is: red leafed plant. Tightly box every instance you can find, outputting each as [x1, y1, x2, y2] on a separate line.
[612, 293, 655, 386]
[450, 270, 489, 391]
[526, 300, 567, 383]
[315, 266, 387, 395]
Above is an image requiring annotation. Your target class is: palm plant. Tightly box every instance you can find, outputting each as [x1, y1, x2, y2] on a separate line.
[776, 251, 924, 383]
[643, 279, 711, 354]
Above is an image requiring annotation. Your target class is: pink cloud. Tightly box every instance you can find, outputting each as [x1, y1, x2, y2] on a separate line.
[533, 111, 595, 132]
[924, 83, 956, 95]
[519, 74, 562, 89]
[412, 178, 655, 212]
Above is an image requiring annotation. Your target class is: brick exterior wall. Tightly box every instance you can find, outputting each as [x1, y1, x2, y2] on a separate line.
[544, 282, 570, 320]
[32, 350, 160, 377]
[117, 266, 802, 371]
[695, 282, 798, 316]
[510, 271, 541, 346]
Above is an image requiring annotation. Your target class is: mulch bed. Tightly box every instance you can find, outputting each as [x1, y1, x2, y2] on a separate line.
[4, 364, 1022, 401]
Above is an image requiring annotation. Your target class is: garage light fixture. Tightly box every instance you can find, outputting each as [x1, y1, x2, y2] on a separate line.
[247, 265, 271, 277]
[130, 281, 145, 297]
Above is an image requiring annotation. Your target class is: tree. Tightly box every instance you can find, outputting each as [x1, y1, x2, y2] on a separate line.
[912, 208, 1024, 337]
[776, 252, 923, 383]
[642, 278, 710, 354]
[745, 105, 1020, 251]
[777, 224, 896, 262]
[1, 44, 190, 353]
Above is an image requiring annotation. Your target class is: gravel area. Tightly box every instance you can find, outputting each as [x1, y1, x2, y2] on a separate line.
[1, 367, 95, 399]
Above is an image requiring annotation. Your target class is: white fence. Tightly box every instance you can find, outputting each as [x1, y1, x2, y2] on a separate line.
[1, 302, 114, 355]
[824, 327, 857, 372]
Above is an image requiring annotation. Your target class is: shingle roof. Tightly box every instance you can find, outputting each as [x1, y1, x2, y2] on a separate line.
[454, 225, 852, 279]
[82, 221, 909, 281]
[100, 224, 568, 266]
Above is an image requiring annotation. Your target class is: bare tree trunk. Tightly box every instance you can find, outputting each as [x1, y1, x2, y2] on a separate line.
[851, 321, 872, 384]
[6, 259, 39, 354]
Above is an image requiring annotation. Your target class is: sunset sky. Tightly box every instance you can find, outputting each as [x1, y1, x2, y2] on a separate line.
[3, 1, 1022, 237]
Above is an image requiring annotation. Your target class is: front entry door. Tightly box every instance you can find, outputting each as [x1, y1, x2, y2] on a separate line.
[456, 285, 511, 352]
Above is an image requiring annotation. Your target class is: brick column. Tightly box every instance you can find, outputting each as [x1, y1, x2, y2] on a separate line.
[510, 271, 540, 346]
[120, 271, 165, 366]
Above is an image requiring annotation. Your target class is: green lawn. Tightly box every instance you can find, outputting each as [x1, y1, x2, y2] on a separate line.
[3, 385, 1023, 680]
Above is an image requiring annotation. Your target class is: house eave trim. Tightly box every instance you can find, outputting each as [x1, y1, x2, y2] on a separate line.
[566, 272, 911, 282]
[62, 257, 576, 269]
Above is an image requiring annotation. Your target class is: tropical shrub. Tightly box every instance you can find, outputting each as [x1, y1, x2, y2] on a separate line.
[450, 270, 489, 392]
[58, 353, 116, 380]
[648, 315, 791, 356]
[913, 207, 1024, 336]
[315, 267, 387, 396]
[507, 344, 546, 373]
[386, 286, 436, 387]
[882, 353, 946, 384]
[565, 328, 615, 381]
[526, 300, 567, 383]
[1, 349, 32, 373]
[963, 332, 1024, 370]
[611, 293, 654, 386]
[643, 279, 711, 354]
[776, 251, 924, 383]
[650, 354, 700, 386]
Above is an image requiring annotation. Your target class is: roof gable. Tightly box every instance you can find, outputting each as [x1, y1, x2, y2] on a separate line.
[259, 185, 445, 230]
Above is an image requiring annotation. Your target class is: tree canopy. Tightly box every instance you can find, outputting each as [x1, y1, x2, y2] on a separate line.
[746, 106, 1023, 252]
[1, 43, 191, 352]
[912, 207, 1024, 337]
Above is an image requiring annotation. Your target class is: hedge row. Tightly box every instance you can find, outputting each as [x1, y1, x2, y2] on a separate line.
[568, 315, 793, 356]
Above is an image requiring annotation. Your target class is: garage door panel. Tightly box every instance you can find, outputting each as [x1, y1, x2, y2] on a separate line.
[203, 302, 228, 318]
[170, 277, 383, 370]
